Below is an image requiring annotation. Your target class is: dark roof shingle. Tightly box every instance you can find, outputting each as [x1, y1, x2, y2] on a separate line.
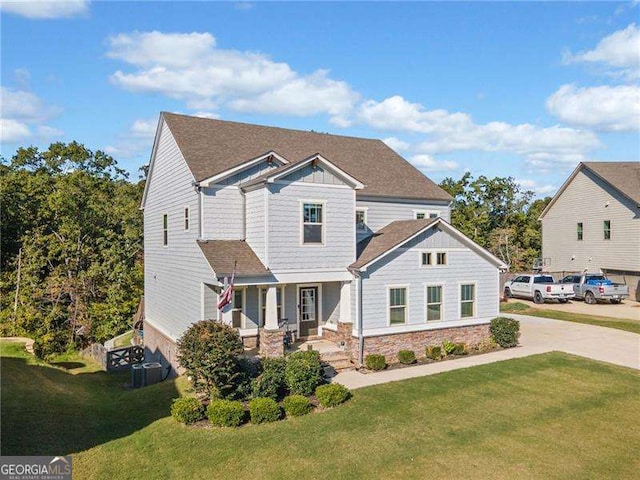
[583, 162, 640, 204]
[350, 218, 438, 270]
[162, 112, 452, 202]
[197, 240, 269, 278]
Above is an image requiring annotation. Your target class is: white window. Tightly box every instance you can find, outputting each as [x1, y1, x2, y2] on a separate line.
[460, 284, 475, 318]
[162, 214, 168, 246]
[420, 251, 447, 267]
[260, 287, 284, 326]
[302, 203, 323, 244]
[426, 285, 443, 321]
[355, 209, 367, 231]
[184, 207, 190, 231]
[421, 252, 432, 266]
[436, 252, 447, 265]
[415, 210, 440, 220]
[388, 287, 407, 325]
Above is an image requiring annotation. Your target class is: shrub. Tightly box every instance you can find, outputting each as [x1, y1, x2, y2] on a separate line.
[285, 350, 323, 396]
[170, 397, 204, 425]
[207, 399, 246, 428]
[252, 357, 287, 400]
[425, 345, 442, 360]
[177, 321, 245, 398]
[397, 350, 416, 365]
[442, 339, 456, 356]
[283, 394, 312, 417]
[249, 397, 282, 424]
[365, 354, 386, 371]
[452, 343, 468, 355]
[315, 383, 351, 408]
[490, 317, 521, 348]
[475, 337, 499, 353]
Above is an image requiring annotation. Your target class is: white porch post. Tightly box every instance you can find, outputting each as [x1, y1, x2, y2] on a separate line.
[339, 281, 351, 323]
[264, 285, 279, 330]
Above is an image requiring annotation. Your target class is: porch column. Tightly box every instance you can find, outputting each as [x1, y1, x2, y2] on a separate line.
[264, 285, 279, 330]
[339, 281, 351, 323]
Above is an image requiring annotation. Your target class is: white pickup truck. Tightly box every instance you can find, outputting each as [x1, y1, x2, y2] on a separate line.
[560, 274, 630, 304]
[504, 274, 576, 304]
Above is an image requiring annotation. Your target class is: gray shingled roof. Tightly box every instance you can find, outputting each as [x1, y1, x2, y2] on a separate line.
[583, 162, 640, 204]
[162, 112, 452, 202]
[197, 240, 269, 278]
[350, 218, 438, 270]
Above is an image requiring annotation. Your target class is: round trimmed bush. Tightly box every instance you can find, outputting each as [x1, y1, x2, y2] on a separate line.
[425, 345, 442, 360]
[285, 350, 323, 396]
[315, 383, 351, 408]
[490, 317, 520, 348]
[249, 397, 282, 424]
[207, 399, 246, 427]
[365, 354, 386, 371]
[398, 350, 416, 365]
[252, 357, 287, 400]
[283, 394, 312, 417]
[170, 397, 204, 425]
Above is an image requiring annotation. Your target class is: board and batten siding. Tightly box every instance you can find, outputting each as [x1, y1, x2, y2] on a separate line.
[266, 182, 356, 271]
[144, 120, 215, 340]
[360, 226, 499, 331]
[356, 197, 451, 240]
[542, 168, 640, 273]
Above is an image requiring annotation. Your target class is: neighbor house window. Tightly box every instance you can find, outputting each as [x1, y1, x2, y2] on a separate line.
[429, 212, 439, 219]
[604, 220, 611, 240]
[389, 287, 407, 325]
[302, 203, 323, 244]
[162, 214, 168, 246]
[436, 252, 447, 265]
[426, 286, 442, 321]
[415, 212, 426, 219]
[184, 207, 190, 231]
[421, 252, 432, 266]
[355, 209, 367, 231]
[415, 211, 438, 219]
[460, 284, 475, 318]
[577, 222, 583, 241]
[260, 287, 283, 326]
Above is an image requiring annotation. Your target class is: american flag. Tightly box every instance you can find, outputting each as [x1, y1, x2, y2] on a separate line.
[217, 262, 236, 311]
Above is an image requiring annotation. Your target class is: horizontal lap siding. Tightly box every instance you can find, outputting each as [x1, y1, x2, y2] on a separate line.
[202, 186, 244, 239]
[361, 230, 498, 331]
[267, 183, 355, 270]
[322, 281, 341, 323]
[542, 169, 640, 273]
[245, 189, 266, 262]
[144, 121, 214, 340]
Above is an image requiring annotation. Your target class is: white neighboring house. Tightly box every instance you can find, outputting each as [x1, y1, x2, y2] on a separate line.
[142, 112, 506, 372]
[539, 162, 640, 301]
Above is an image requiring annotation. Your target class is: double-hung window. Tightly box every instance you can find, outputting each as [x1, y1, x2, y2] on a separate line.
[184, 207, 190, 231]
[577, 222, 583, 241]
[162, 214, 168, 246]
[460, 284, 475, 318]
[389, 287, 407, 325]
[355, 209, 367, 231]
[426, 286, 442, 321]
[604, 220, 611, 240]
[302, 203, 323, 244]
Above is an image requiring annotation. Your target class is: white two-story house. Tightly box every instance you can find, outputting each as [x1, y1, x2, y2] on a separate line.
[142, 112, 506, 371]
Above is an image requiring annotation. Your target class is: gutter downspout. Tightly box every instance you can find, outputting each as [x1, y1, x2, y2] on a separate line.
[352, 270, 364, 367]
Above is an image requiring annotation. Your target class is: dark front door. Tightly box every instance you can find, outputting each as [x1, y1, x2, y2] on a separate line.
[298, 286, 319, 337]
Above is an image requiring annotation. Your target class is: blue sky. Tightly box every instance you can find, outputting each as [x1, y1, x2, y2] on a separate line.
[1, 1, 638, 195]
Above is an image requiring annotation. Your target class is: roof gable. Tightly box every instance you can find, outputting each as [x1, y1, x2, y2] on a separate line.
[160, 112, 452, 202]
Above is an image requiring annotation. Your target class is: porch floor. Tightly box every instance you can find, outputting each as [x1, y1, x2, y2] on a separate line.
[291, 339, 343, 355]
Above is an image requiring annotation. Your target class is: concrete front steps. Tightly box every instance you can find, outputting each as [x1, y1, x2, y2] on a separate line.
[321, 350, 355, 373]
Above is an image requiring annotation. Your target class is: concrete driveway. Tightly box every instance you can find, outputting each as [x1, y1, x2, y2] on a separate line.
[334, 314, 639, 390]
[509, 297, 640, 321]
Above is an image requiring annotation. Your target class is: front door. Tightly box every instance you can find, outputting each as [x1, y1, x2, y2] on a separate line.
[299, 287, 319, 337]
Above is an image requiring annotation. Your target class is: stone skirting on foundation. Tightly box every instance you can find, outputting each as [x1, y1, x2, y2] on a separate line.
[144, 320, 181, 376]
[259, 329, 285, 357]
[324, 322, 491, 364]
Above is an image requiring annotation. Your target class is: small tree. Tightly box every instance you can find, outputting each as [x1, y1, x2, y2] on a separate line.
[177, 320, 245, 398]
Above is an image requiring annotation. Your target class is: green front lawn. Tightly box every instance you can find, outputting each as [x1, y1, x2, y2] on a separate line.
[500, 301, 640, 334]
[2, 342, 639, 479]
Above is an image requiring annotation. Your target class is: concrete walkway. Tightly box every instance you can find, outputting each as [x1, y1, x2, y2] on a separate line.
[333, 314, 640, 390]
[0, 336, 35, 355]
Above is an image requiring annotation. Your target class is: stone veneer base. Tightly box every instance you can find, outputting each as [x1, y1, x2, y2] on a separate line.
[144, 320, 181, 377]
[322, 322, 491, 364]
[259, 328, 285, 357]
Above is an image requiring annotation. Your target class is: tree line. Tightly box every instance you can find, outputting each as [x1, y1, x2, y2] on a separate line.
[0, 142, 550, 357]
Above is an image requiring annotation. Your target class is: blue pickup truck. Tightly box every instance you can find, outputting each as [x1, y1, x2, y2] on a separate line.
[560, 274, 630, 304]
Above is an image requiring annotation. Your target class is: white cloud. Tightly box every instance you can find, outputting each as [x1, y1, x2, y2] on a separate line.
[0, 119, 31, 143]
[546, 84, 640, 132]
[383, 136, 410, 152]
[0, 0, 89, 19]
[515, 178, 557, 196]
[563, 23, 640, 80]
[107, 31, 358, 122]
[104, 117, 157, 159]
[410, 154, 458, 172]
[0, 85, 62, 144]
[357, 95, 601, 168]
